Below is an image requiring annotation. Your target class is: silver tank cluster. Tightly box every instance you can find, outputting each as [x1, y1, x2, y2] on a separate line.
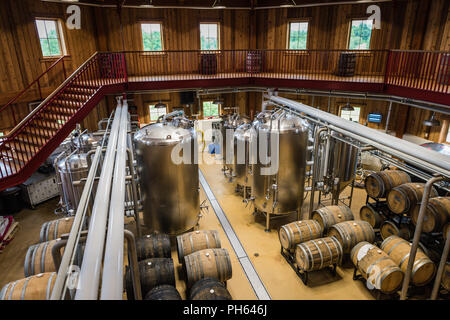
[133, 115, 200, 235]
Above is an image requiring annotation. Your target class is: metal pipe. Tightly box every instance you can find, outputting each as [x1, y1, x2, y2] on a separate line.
[385, 101, 393, 133]
[124, 230, 142, 300]
[75, 103, 123, 300]
[127, 148, 142, 238]
[100, 101, 129, 300]
[309, 126, 328, 218]
[50, 146, 102, 300]
[431, 229, 450, 300]
[400, 175, 445, 300]
[266, 95, 450, 177]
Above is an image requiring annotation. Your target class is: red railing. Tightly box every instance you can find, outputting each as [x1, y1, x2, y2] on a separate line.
[0, 52, 126, 179]
[0, 49, 448, 188]
[0, 56, 69, 129]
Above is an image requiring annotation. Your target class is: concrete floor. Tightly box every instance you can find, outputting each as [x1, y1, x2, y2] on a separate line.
[0, 155, 375, 300]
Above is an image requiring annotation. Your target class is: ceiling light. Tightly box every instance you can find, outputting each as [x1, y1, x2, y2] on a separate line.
[341, 102, 354, 111]
[280, 0, 296, 8]
[423, 112, 440, 127]
[155, 102, 166, 109]
[212, 0, 226, 9]
[213, 96, 224, 104]
[140, 0, 155, 8]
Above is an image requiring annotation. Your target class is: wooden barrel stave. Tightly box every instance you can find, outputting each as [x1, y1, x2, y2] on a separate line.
[184, 248, 232, 288]
[136, 233, 171, 261]
[177, 230, 221, 263]
[327, 221, 375, 253]
[24, 240, 62, 277]
[312, 205, 354, 230]
[351, 241, 404, 294]
[381, 236, 436, 286]
[278, 220, 323, 250]
[144, 285, 182, 300]
[411, 197, 450, 233]
[0, 272, 56, 300]
[39, 217, 75, 242]
[189, 278, 232, 300]
[365, 170, 411, 199]
[295, 237, 343, 271]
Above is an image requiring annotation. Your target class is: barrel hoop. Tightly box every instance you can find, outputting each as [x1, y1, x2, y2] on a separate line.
[46, 273, 55, 300]
[322, 239, 334, 266]
[412, 257, 433, 278]
[374, 174, 385, 197]
[304, 222, 313, 241]
[20, 277, 31, 300]
[189, 234, 195, 254]
[367, 257, 391, 277]
[359, 222, 369, 243]
[399, 253, 410, 267]
[198, 253, 205, 282]
[39, 222, 47, 242]
[213, 231, 221, 248]
[44, 221, 51, 242]
[205, 233, 210, 249]
[330, 236, 343, 265]
[24, 245, 34, 277]
[396, 187, 410, 213]
[30, 244, 39, 276]
[325, 207, 336, 226]
[285, 225, 293, 247]
[293, 222, 303, 244]
[297, 244, 310, 271]
[337, 224, 351, 248]
[380, 235, 396, 250]
[40, 242, 50, 274]
[386, 239, 405, 256]
[177, 236, 183, 261]
[213, 250, 222, 281]
[304, 242, 316, 270]
[311, 240, 324, 270]
[54, 220, 61, 240]
[8, 280, 18, 300]
[376, 265, 400, 291]
[312, 220, 322, 236]
[0, 284, 9, 300]
[225, 251, 232, 279]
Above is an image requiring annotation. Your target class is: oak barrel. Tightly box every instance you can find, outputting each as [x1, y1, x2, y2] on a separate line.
[441, 262, 450, 291]
[359, 205, 384, 228]
[336, 52, 356, 76]
[184, 248, 232, 288]
[327, 220, 375, 253]
[39, 217, 74, 242]
[380, 221, 412, 240]
[387, 183, 438, 215]
[295, 236, 343, 271]
[144, 285, 182, 300]
[312, 205, 354, 230]
[177, 230, 221, 263]
[125, 258, 175, 300]
[411, 197, 450, 233]
[381, 235, 436, 286]
[136, 233, 171, 261]
[279, 220, 323, 250]
[0, 272, 56, 300]
[351, 241, 404, 294]
[365, 170, 411, 199]
[443, 223, 450, 240]
[189, 278, 232, 300]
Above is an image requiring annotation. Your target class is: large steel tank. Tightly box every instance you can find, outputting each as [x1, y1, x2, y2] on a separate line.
[134, 118, 199, 235]
[251, 111, 309, 216]
[232, 123, 256, 188]
[221, 114, 251, 176]
[56, 153, 89, 212]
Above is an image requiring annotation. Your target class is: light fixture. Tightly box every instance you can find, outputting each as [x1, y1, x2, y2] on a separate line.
[280, 0, 296, 8]
[213, 96, 224, 105]
[423, 112, 440, 127]
[140, 0, 155, 8]
[341, 102, 354, 111]
[212, 0, 226, 9]
[155, 101, 166, 109]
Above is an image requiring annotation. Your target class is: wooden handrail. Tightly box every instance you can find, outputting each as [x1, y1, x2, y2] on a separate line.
[0, 52, 99, 140]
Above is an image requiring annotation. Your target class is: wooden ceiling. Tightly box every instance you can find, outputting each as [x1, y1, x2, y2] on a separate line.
[42, 0, 395, 9]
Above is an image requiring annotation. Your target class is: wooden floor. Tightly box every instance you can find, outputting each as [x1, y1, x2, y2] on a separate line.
[0, 154, 375, 300]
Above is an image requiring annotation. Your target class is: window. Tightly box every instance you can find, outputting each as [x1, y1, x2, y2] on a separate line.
[141, 23, 163, 51]
[348, 19, 373, 50]
[200, 23, 219, 50]
[446, 126, 450, 143]
[340, 106, 361, 123]
[149, 104, 167, 121]
[288, 22, 309, 50]
[35, 19, 65, 57]
[202, 101, 219, 118]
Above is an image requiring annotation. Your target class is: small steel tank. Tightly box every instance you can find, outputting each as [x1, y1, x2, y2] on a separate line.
[251, 111, 309, 218]
[76, 133, 102, 153]
[232, 123, 256, 195]
[221, 114, 250, 177]
[56, 153, 89, 212]
[134, 118, 199, 235]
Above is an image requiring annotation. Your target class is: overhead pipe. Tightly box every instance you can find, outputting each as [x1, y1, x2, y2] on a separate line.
[100, 101, 129, 300]
[75, 101, 123, 300]
[265, 95, 450, 178]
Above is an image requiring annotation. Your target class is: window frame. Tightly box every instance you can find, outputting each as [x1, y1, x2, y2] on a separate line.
[287, 20, 310, 51]
[202, 100, 220, 119]
[199, 22, 221, 51]
[347, 18, 374, 50]
[148, 103, 168, 122]
[34, 18, 67, 58]
[339, 105, 361, 123]
[140, 21, 165, 54]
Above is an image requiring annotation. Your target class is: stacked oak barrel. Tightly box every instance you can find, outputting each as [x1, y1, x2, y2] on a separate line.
[279, 205, 375, 280]
[1, 216, 82, 300]
[360, 169, 449, 295]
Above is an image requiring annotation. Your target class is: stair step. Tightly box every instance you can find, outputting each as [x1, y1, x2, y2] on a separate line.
[59, 93, 92, 101]
[38, 113, 68, 123]
[45, 106, 76, 116]
[72, 80, 100, 89]
[65, 86, 96, 95]
[53, 99, 84, 108]
[16, 135, 44, 147]
[23, 127, 56, 138]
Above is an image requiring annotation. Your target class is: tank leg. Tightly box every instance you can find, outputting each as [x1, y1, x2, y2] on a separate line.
[265, 211, 271, 232]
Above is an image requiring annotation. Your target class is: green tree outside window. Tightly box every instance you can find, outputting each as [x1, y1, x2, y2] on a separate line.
[200, 23, 219, 50]
[349, 19, 373, 50]
[203, 101, 219, 118]
[36, 19, 63, 57]
[141, 23, 163, 51]
[288, 22, 308, 50]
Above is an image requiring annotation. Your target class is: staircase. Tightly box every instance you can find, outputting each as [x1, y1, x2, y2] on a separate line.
[0, 52, 126, 190]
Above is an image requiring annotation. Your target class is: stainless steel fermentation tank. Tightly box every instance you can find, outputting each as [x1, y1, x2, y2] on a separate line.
[250, 110, 309, 231]
[134, 117, 200, 235]
[232, 123, 256, 198]
[221, 114, 250, 178]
